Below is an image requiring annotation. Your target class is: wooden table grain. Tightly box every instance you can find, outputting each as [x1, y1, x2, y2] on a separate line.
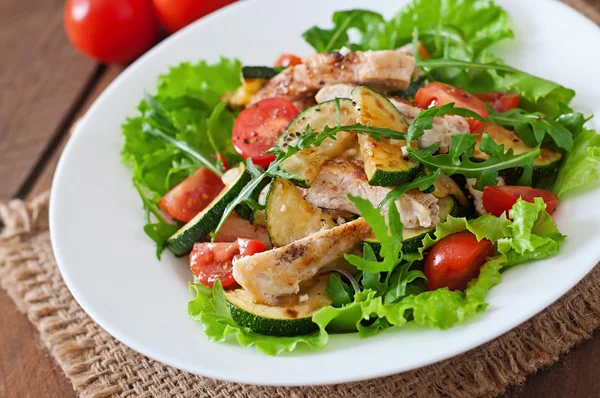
[1, 1, 600, 397]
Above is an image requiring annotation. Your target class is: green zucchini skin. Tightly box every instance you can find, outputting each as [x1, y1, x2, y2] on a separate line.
[225, 275, 332, 337]
[367, 165, 423, 187]
[241, 66, 284, 79]
[166, 164, 250, 256]
[228, 304, 319, 337]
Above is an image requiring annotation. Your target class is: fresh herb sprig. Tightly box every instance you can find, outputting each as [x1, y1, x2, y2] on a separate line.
[143, 93, 224, 177]
[487, 109, 590, 152]
[405, 102, 540, 189]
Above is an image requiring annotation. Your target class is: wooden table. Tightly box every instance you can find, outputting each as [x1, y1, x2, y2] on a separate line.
[1, 1, 600, 397]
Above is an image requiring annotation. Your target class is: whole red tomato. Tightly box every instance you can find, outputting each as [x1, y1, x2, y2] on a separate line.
[152, 0, 238, 34]
[64, 0, 159, 64]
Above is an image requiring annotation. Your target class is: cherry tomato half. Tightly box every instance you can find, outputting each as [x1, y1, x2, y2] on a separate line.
[152, 0, 237, 34]
[415, 82, 488, 132]
[275, 54, 303, 67]
[189, 238, 265, 288]
[64, 0, 159, 64]
[158, 168, 224, 223]
[232, 97, 299, 167]
[474, 92, 520, 113]
[482, 186, 559, 217]
[424, 233, 495, 291]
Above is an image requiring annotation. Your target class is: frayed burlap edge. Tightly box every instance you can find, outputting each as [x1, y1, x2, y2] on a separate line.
[1, 193, 600, 398]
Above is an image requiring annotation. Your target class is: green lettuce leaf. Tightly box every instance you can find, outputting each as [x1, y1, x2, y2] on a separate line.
[553, 129, 600, 197]
[188, 280, 327, 355]
[122, 58, 242, 257]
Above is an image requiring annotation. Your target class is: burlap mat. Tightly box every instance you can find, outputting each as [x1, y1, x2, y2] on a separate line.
[0, 193, 599, 398]
[1, 2, 599, 397]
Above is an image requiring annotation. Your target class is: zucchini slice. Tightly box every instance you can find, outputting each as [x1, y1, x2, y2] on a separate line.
[241, 66, 284, 79]
[266, 179, 335, 247]
[352, 85, 420, 186]
[166, 163, 250, 256]
[277, 99, 357, 188]
[361, 196, 457, 254]
[225, 275, 332, 337]
[473, 123, 563, 180]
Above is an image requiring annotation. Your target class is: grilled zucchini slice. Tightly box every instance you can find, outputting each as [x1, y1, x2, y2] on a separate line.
[226, 275, 332, 337]
[352, 85, 420, 186]
[166, 163, 250, 256]
[277, 99, 357, 188]
[265, 179, 335, 247]
[473, 123, 563, 180]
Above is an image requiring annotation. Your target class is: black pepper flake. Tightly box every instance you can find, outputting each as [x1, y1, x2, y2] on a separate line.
[352, 101, 357, 106]
[243, 139, 250, 144]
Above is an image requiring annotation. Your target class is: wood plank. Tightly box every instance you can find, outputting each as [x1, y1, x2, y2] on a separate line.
[27, 66, 125, 199]
[0, 290, 74, 398]
[504, 330, 600, 397]
[0, 0, 98, 201]
[0, 66, 125, 398]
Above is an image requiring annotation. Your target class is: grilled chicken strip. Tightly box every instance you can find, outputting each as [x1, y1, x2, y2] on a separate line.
[250, 49, 416, 104]
[232, 217, 372, 304]
[314, 84, 470, 153]
[302, 158, 440, 229]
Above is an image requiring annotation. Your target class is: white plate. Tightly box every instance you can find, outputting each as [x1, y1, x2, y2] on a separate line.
[50, 0, 600, 386]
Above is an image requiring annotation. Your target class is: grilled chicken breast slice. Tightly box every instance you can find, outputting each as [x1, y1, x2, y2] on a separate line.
[250, 49, 415, 104]
[232, 217, 372, 304]
[302, 158, 440, 229]
[387, 98, 470, 153]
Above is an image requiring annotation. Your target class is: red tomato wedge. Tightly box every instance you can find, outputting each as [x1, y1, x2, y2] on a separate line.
[482, 186, 559, 217]
[424, 233, 495, 291]
[189, 238, 265, 288]
[474, 92, 520, 113]
[275, 54, 303, 67]
[232, 97, 299, 167]
[414, 82, 488, 132]
[158, 168, 224, 223]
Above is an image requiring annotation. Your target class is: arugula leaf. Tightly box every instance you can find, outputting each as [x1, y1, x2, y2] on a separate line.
[383, 262, 427, 304]
[344, 195, 401, 273]
[406, 103, 484, 144]
[326, 273, 353, 307]
[553, 129, 600, 197]
[409, 133, 540, 190]
[487, 108, 581, 151]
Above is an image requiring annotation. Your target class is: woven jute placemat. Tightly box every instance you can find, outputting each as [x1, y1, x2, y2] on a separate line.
[1, 2, 599, 397]
[1, 195, 600, 398]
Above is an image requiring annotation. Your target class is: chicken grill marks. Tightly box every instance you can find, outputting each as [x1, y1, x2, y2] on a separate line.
[250, 49, 416, 105]
[232, 217, 372, 305]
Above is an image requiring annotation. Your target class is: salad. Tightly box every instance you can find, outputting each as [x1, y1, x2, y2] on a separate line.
[122, 0, 600, 355]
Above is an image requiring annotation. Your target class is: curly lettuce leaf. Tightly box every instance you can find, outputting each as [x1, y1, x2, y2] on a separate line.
[188, 280, 327, 355]
[302, 0, 574, 116]
[553, 129, 600, 197]
[122, 58, 242, 257]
